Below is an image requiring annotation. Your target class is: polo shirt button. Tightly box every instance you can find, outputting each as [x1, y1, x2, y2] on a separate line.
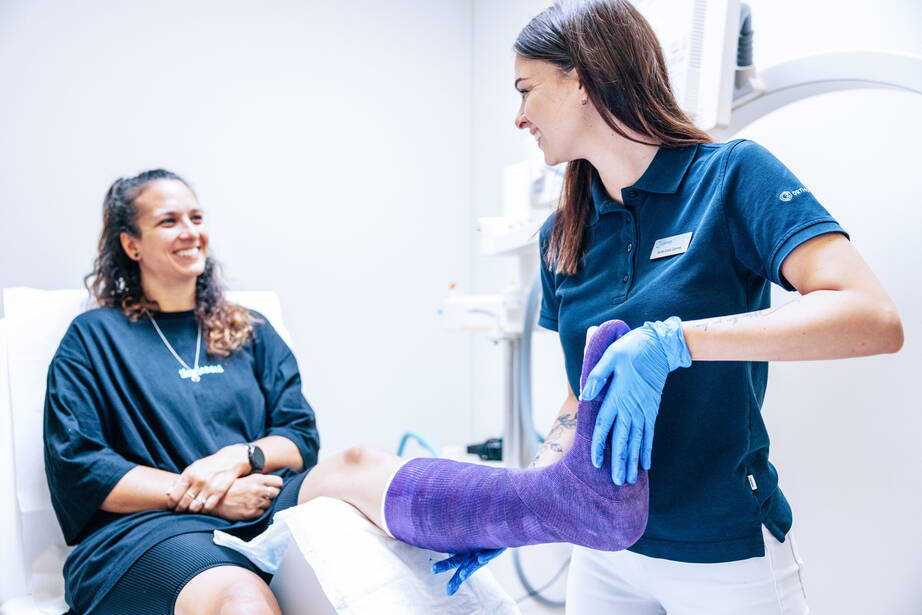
[627, 243, 633, 252]
[622, 275, 629, 283]
[628, 189, 639, 198]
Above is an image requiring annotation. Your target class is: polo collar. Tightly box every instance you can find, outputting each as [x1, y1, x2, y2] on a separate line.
[588, 144, 698, 224]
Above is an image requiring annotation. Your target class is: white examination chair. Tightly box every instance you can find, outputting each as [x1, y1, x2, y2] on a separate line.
[0, 288, 519, 615]
[0, 288, 295, 615]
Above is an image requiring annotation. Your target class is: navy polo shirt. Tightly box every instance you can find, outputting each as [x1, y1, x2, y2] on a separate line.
[539, 139, 847, 563]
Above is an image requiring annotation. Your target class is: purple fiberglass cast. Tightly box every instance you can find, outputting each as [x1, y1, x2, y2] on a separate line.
[384, 319, 649, 553]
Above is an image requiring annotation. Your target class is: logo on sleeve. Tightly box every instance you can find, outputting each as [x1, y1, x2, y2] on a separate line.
[779, 187, 810, 202]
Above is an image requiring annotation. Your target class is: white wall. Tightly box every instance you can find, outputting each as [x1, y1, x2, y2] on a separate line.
[470, 1, 922, 613]
[470, 0, 560, 443]
[2, 1, 920, 611]
[0, 0, 474, 457]
[737, 2, 922, 613]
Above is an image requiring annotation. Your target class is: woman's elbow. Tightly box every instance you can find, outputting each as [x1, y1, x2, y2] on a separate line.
[877, 304, 904, 354]
[885, 315, 904, 354]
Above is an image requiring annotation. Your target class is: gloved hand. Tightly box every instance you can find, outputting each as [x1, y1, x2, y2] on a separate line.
[580, 317, 691, 485]
[431, 547, 506, 595]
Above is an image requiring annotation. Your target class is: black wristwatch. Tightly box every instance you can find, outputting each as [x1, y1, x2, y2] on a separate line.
[245, 443, 265, 474]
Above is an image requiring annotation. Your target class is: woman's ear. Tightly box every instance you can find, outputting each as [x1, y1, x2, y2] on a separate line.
[120, 231, 140, 261]
[567, 68, 589, 105]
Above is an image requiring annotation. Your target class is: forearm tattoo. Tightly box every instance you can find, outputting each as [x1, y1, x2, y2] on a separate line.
[529, 413, 577, 468]
[687, 299, 801, 332]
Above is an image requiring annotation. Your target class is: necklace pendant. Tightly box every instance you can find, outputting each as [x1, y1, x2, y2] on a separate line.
[191, 374, 201, 383]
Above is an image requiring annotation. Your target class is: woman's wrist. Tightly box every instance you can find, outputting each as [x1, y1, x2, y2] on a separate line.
[250, 435, 304, 473]
[221, 443, 252, 476]
[646, 316, 692, 371]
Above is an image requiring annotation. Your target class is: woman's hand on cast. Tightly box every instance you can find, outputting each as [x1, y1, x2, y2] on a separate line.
[580, 317, 691, 485]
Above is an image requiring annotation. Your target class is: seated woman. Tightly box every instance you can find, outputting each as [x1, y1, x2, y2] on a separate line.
[48, 172, 646, 614]
[44, 169, 320, 615]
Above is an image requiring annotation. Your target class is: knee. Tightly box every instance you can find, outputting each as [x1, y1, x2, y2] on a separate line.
[216, 587, 276, 615]
[343, 444, 387, 467]
[176, 566, 278, 615]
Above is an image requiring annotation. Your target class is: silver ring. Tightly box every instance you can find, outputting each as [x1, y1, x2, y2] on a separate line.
[194, 496, 207, 506]
[186, 490, 199, 500]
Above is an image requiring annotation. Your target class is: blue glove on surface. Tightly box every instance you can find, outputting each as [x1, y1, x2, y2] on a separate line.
[580, 316, 691, 485]
[431, 547, 506, 595]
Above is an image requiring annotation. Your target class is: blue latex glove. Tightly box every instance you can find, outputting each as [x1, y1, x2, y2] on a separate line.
[580, 317, 691, 485]
[431, 548, 506, 595]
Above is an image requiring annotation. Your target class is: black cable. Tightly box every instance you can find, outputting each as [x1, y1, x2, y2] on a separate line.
[737, 3, 753, 68]
[512, 548, 569, 608]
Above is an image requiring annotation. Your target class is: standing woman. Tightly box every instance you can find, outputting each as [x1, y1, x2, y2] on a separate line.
[44, 170, 320, 615]
[512, 1, 902, 612]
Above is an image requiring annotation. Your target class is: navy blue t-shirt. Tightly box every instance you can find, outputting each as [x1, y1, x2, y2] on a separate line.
[539, 139, 847, 563]
[44, 307, 320, 614]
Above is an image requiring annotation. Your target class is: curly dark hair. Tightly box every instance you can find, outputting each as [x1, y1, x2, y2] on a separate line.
[85, 169, 255, 357]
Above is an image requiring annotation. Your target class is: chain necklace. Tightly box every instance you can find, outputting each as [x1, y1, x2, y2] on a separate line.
[145, 311, 203, 382]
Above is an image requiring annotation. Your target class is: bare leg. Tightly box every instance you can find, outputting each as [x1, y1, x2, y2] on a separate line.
[297, 445, 405, 530]
[175, 566, 281, 615]
[293, 322, 646, 557]
[292, 334, 594, 534]
[373, 320, 648, 554]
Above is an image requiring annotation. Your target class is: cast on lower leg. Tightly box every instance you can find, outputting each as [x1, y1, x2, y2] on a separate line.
[384, 320, 648, 553]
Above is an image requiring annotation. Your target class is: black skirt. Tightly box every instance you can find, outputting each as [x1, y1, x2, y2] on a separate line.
[90, 471, 307, 615]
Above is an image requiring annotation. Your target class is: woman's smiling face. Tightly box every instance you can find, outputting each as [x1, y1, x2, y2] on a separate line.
[513, 55, 588, 165]
[120, 179, 209, 286]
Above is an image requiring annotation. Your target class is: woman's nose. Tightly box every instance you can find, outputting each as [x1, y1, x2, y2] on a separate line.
[514, 103, 528, 130]
[178, 217, 198, 239]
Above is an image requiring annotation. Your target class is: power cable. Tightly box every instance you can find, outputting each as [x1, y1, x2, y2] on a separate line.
[513, 548, 570, 607]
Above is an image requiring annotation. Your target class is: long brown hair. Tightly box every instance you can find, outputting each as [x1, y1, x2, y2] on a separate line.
[515, 0, 712, 275]
[86, 169, 255, 357]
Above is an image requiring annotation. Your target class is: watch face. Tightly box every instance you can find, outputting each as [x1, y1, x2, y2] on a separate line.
[251, 445, 266, 472]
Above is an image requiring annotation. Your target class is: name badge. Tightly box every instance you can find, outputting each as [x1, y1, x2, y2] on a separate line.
[650, 232, 693, 260]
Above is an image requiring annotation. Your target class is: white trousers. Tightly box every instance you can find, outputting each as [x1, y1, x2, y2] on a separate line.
[565, 526, 809, 614]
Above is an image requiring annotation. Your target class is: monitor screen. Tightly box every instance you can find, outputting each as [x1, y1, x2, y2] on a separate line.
[634, 0, 740, 131]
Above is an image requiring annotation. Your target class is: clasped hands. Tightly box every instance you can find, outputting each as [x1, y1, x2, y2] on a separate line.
[165, 444, 282, 521]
